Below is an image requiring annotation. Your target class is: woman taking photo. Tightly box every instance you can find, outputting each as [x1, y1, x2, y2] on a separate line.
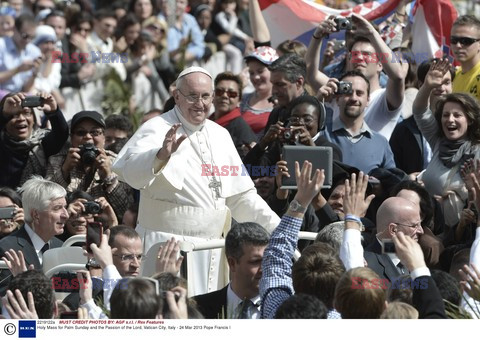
[0, 92, 68, 189]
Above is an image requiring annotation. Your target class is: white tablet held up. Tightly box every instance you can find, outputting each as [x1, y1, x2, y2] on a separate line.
[280, 145, 333, 189]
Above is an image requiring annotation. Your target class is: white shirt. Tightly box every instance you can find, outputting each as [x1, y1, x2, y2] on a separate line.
[24, 223, 49, 265]
[226, 284, 261, 319]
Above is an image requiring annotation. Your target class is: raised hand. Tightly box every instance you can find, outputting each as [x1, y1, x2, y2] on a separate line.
[156, 124, 187, 161]
[275, 160, 290, 200]
[312, 15, 337, 39]
[343, 172, 375, 218]
[459, 263, 480, 301]
[155, 237, 184, 275]
[316, 78, 339, 102]
[424, 58, 451, 90]
[1, 249, 34, 277]
[293, 161, 325, 208]
[2, 289, 38, 319]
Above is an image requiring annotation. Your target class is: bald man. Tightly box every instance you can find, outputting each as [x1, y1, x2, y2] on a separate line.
[364, 197, 424, 281]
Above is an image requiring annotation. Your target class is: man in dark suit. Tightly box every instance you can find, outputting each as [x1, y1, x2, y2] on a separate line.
[194, 222, 270, 319]
[0, 176, 68, 295]
[363, 196, 424, 282]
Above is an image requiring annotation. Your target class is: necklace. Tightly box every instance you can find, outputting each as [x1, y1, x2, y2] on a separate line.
[174, 110, 222, 201]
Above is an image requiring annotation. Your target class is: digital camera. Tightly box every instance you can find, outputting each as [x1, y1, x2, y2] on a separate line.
[334, 17, 353, 31]
[79, 143, 100, 165]
[337, 81, 353, 95]
[83, 201, 102, 215]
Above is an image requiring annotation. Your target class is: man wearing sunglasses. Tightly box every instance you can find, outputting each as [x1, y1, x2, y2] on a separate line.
[211, 72, 257, 158]
[0, 14, 41, 93]
[451, 15, 480, 100]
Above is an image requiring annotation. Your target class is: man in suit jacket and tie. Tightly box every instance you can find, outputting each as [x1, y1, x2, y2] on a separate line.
[194, 222, 270, 319]
[363, 196, 424, 282]
[0, 176, 68, 295]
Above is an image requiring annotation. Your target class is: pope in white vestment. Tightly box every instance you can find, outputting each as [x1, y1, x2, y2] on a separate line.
[113, 67, 280, 296]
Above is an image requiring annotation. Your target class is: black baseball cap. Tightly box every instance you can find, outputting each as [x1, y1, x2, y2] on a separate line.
[70, 111, 106, 131]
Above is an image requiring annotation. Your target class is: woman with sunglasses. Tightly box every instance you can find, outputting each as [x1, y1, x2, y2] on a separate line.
[0, 92, 68, 189]
[413, 59, 480, 228]
[211, 72, 256, 159]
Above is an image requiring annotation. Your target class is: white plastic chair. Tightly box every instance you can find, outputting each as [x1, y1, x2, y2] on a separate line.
[62, 234, 86, 248]
[42, 247, 87, 278]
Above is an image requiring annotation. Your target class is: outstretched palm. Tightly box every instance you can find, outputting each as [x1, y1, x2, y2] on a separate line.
[424, 58, 451, 89]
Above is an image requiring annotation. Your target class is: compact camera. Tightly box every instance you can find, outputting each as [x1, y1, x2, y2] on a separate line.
[83, 201, 102, 215]
[337, 81, 353, 95]
[282, 128, 300, 143]
[334, 17, 353, 31]
[79, 143, 100, 165]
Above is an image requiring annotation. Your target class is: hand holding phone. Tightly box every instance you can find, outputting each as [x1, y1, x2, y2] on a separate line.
[86, 222, 103, 253]
[21, 96, 45, 108]
[381, 239, 396, 254]
[0, 207, 16, 219]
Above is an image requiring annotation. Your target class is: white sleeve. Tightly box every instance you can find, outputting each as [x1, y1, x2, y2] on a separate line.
[461, 227, 480, 318]
[339, 229, 365, 270]
[226, 187, 280, 233]
[102, 265, 122, 311]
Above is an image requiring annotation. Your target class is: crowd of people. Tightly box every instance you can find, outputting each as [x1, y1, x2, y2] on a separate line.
[1, 0, 480, 321]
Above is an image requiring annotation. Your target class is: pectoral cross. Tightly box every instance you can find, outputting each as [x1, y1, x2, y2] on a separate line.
[209, 176, 222, 199]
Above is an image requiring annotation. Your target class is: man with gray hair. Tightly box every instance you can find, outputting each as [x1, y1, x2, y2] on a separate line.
[113, 66, 280, 296]
[193, 222, 270, 319]
[0, 176, 68, 295]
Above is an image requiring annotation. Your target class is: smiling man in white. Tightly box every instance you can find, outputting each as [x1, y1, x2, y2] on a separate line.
[113, 66, 280, 296]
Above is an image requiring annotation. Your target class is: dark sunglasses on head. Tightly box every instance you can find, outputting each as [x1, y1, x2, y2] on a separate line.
[215, 89, 238, 98]
[451, 36, 480, 46]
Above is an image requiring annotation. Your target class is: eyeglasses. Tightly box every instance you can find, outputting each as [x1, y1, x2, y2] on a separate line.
[215, 88, 239, 99]
[177, 89, 213, 105]
[393, 221, 423, 230]
[9, 111, 33, 120]
[450, 36, 480, 46]
[113, 254, 145, 262]
[73, 129, 104, 137]
[288, 116, 316, 125]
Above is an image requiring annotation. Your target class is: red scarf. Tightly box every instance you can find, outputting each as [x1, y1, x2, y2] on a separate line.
[212, 107, 241, 127]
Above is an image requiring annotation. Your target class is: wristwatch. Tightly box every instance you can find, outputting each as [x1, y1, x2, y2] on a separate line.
[86, 257, 101, 270]
[289, 199, 307, 213]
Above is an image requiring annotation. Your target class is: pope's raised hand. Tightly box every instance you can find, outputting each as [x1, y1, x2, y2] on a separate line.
[157, 124, 187, 161]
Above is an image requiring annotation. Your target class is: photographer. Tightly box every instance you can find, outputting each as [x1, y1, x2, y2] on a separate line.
[0, 92, 68, 189]
[243, 95, 342, 179]
[0, 187, 24, 240]
[317, 71, 395, 174]
[60, 190, 118, 242]
[46, 111, 133, 221]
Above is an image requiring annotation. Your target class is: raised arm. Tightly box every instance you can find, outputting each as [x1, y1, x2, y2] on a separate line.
[260, 161, 324, 318]
[305, 16, 336, 91]
[339, 172, 375, 270]
[248, 0, 270, 44]
[412, 59, 451, 115]
[351, 14, 405, 110]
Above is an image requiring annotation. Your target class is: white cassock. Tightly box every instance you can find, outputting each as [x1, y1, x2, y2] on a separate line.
[113, 107, 280, 295]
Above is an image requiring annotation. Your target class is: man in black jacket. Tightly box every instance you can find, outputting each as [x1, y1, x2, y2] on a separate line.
[194, 222, 270, 319]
